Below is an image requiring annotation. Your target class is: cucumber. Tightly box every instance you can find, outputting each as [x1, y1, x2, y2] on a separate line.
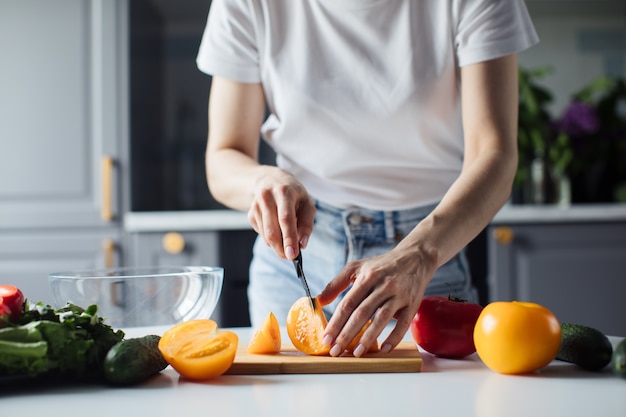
[612, 338, 626, 379]
[103, 334, 168, 385]
[556, 323, 613, 371]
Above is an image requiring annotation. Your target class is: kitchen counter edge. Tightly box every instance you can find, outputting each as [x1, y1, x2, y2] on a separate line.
[124, 204, 626, 232]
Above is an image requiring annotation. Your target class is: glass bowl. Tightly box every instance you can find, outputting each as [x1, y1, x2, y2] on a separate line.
[48, 266, 223, 328]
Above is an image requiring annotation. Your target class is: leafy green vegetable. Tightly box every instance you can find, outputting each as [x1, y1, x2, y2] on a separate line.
[0, 302, 124, 381]
[0, 322, 51, 376]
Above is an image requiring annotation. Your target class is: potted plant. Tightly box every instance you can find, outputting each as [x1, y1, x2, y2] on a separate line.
[515, 68, 626, 205]
[555, 76, 626, 203]
[515, 66, 559, 204]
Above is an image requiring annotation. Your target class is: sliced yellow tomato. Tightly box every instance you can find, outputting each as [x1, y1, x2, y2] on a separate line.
[287, 296, 330, 356]
[247, 311, 281, 354]
[286, 297, 378, 356]
[158, 319, 238, 380]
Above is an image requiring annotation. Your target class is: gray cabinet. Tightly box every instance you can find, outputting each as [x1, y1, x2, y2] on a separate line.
[488, 220, 626, 336]
[0, 0, 126, 304]
[129, 232, 220, 270]
[0, 230, 123, 304]
[128, 229, 257, 327]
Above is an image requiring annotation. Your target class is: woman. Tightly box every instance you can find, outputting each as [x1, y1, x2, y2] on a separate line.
[197, 0, 538, 357]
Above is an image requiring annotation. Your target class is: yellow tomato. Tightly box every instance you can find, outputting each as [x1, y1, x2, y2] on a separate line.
[286, 297, 378, 356]
[473, 301, 561, 375]
[287, 297, 331, 356]
[247, 311, 281, 354]
[158, 319, 238, 380]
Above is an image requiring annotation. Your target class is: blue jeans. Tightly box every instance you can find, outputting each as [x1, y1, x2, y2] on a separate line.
[247, 200, 476, 327]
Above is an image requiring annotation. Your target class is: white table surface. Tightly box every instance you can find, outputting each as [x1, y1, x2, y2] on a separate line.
[3, 326, 625, 417]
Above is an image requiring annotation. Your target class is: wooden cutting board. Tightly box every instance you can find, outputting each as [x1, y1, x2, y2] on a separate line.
[225, 341, 422, 375]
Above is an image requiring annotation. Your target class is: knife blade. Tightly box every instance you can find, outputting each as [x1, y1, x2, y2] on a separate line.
[293, 249, 316, 310]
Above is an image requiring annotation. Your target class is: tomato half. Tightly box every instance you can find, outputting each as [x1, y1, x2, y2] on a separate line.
[286, 297, 378, 356]
[410, 295, 483, 358]
[473, 301, 561, 374]
[286, 297, 330, 356]
[0, 285, 24, 320]
[158, 319, 238, 380]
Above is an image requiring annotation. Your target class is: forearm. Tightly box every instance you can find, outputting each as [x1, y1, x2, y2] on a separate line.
[205, 77, 271, 211]
[399, 147, 516, 269]
[398, 53, 519, 270]
[206, 147, 278, 212]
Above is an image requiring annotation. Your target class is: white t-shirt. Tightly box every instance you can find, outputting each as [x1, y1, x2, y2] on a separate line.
[197, 0, 539, 210]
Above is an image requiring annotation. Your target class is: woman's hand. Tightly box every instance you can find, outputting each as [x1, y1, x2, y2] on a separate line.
[206, 77, 315, 260]
[317, 243, 438, 357]
[247, 167, 316, 260]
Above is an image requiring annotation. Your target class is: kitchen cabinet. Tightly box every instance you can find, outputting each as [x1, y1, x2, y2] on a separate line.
[0, 0, 127, 304]
[487, 206, 626, 336]
[125, 211, 257, 327]
[0, 230, 123, 304]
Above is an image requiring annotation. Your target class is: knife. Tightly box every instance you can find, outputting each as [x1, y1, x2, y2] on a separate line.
[293, 248, 317, 310]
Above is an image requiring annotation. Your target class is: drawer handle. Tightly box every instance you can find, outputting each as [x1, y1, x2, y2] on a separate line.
[493, 226, 514, 245]
[103, 239, 115, 269]
[163, 232, 186, 254]
[111, 281, 125, 307]
[101, 155, 114, 222]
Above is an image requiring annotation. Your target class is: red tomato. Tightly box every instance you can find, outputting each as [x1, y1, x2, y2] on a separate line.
[0, 285, 25, 320]
[0, 298, 11, 320]
[410, 295, 483, 358]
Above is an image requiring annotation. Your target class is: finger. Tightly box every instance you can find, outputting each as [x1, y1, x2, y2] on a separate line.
[320, 281, 358, 352]
[379, 306, 414, 354]
[296, 198, 316, 250]
[246, 208, 260, 235]
[256, 190, 285, 258]
[351, 298, 397, 357]
[324, 276, 380, 356]
[276, 192, 300, 261]
[329, 296, 382, 357]
[325, 302, 366, 357]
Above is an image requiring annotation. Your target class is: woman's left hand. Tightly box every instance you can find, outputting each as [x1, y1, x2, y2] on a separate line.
[316, 244, 438, 357]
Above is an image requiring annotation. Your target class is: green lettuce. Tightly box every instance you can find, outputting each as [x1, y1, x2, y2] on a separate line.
[0, 302, 124, 381]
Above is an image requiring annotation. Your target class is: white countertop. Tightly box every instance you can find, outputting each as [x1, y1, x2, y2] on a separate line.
[123, 204, 626, 233]
[124, 210, 251, 232]
[3, 326, 625, 416]
[493, 203, 626, 224]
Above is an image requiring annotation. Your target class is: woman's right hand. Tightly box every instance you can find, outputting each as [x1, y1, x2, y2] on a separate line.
[247, 166, 316, 260]
[206, 77, 315, 260]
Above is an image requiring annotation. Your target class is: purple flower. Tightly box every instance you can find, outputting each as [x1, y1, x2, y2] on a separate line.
[557, 101, 600, 138]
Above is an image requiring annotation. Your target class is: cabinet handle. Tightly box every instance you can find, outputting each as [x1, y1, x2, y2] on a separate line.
[493, 226, 514, 245]
[101, 155, 114, 222]
[110, 281, 125, 307]
[163, 232, 186, 254]
[103, 239, 115, 269]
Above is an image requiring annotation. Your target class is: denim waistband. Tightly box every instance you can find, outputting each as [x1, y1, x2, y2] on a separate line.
[314, 199, 438, 243]
[314, 199, 438, 219]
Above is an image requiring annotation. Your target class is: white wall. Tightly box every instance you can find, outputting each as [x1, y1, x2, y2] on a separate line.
[521, 1, 626, 116]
